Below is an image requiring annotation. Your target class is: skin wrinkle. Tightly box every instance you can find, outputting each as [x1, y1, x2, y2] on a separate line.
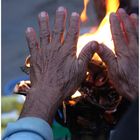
[130, 14, 139, 37]
[110, 14, 126, 56]
[20, 6, 98, 122]
[38, 12, 50, 47]
[117, 9, 137, 43]
[20, 7, 138, 125]
[52, 8, 67, 45]
[97, 9, 138, 101]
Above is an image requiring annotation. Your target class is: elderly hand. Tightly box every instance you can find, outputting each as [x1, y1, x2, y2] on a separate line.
[97, 8, 138, 101]
[20, 7, 98, 124]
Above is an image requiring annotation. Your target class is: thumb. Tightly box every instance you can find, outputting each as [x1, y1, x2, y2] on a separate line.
[96, 44, 117, 69]
[78, 41, 99, 66]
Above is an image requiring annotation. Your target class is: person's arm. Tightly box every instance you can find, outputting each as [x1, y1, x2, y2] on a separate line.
[2, 117, 53, 140]
[3, 6, 98, 140]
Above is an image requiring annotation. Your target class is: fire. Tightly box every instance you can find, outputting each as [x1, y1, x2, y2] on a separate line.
[19, 80, 31, 87]
[80, 0, 90, 22]
[71, 91, 82, 99]
[14, 80, 31, 94]
[72, 0, 120, 97]
[77, 0, 120, 58]
[19, 0, 120, 99]
[25, 55, 30, 68]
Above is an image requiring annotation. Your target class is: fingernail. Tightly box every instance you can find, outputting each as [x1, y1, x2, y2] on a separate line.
[26, 27, 33, 33]
[110, 13, 117, 20]
[57, 6, 65, 12]
[130, 13, 138, 19]
[71, 12, 79, 17]
[39, 11, 48, 18]
[117, 8, 126, 14]
[110, 13, 116, 18]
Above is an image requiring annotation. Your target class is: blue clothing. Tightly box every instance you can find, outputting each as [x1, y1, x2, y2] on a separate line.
[2, 117, 53, 140]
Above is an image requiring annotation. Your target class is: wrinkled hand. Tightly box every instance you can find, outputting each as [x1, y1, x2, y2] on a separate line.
[20, 7, 98, 123]
[97, 8, 138, 101]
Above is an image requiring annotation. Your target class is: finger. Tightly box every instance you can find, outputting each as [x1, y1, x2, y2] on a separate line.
[64, 12, 80, 55]
[25, 27, 39, 56]
[78, 41, 99, 66]
[96, 44, 117, 70]
[130, 13, 139, 36]
[38, 11, 50, 47]
[117, 8, 137, 44]
[52, 6, 67, 45]
[110, 13, 126, 56]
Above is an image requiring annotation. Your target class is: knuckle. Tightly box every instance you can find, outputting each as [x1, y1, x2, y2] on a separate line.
[67, 29, 79, 38]
[40, 30, 50, 38]
[53, 28, 64, 34]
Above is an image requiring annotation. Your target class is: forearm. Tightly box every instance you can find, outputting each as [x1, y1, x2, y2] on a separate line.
[20, 87, 62, 124]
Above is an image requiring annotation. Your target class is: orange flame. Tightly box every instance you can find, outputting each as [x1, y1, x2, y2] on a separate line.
[72, 0, 120, 97]
[25, 55, 30, 67]
[80, 0, 90, 22]
[77, 0, 120, 59]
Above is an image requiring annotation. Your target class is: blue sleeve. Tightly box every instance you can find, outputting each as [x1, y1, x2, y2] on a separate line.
[2, 117, 53, 140]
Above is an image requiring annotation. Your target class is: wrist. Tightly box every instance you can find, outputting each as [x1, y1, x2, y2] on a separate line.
[19, 87, 62, 124]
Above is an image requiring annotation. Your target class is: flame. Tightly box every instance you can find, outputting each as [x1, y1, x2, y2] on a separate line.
[25, 55, 30, 68]
[68, 100, 76, 106]
[77, 0, 120, 58]
[80, 0, 90, 22]
[71, 90, 82, 99]
[19, 80, 31, 88]
[21, 0, 120, 100]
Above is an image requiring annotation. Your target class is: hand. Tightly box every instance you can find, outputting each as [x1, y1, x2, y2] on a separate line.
[20, 7, 98, 124]
[97, 8, 138, 101]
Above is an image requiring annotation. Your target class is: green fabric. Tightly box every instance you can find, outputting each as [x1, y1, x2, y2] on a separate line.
[2, 96, 71, 139]
[52, 122, 71, 139]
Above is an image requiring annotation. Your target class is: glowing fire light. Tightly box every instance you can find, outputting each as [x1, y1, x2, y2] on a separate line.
[25, 55, 30, 67]
[19, 80, 31, 88]
[71, 91, 82, 99]
[20, 0, 120, 99]
[80, 0, 90, 22]
[14, 80, 31, 95]
[77, 0, 120, 58]
[73, 0, 120, 96]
